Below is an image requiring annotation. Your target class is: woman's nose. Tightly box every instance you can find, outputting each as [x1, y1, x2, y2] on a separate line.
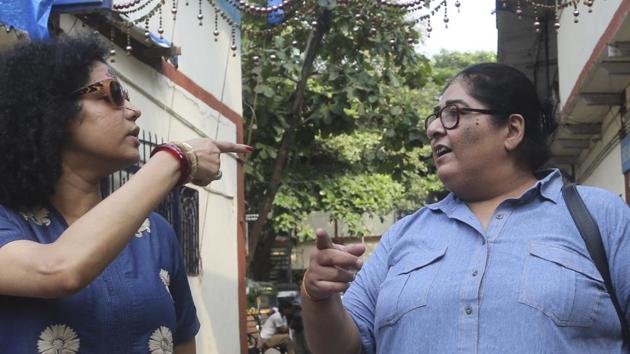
[426, 116, 445, 139]
[124, 103, 141, 121]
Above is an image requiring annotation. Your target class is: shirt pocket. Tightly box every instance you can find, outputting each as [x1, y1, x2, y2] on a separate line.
[518, 241, 606, 327]
[375, 245, 447, 329]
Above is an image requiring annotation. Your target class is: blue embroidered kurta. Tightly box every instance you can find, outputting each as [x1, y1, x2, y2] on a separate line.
[0, 205, 200, 353]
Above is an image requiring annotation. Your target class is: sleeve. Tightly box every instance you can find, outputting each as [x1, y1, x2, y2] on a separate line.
[580, 187, 630, 327]
[341, 221, 403, 354]
[156, 214, 201, 345]
[0, 205, 27, 248]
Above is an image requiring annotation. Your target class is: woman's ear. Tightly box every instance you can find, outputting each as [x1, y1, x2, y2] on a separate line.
[504, 114, 526, 152]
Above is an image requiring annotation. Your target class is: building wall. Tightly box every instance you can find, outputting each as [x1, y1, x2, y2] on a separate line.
[557, 0, 622, 105]
[146, 2, 243, 114]
[61, 9, 243, 353]
[305, 211, 396, 238]
[577, 106, 626, 199]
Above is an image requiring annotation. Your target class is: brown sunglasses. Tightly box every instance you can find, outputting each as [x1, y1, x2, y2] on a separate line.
[71, 78, 129, 107]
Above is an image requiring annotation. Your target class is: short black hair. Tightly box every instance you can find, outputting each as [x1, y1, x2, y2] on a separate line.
[278, 300, 293, 311]
[0, 34, 109, 211]
[453, 63, 557, 171]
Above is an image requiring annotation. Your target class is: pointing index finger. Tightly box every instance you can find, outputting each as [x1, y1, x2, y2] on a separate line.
[213, 140, 254, 153]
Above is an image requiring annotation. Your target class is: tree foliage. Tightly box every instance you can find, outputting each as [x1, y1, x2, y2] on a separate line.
[241, 1, 495, 276]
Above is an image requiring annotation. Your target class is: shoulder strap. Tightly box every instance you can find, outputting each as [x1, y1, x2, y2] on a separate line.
[562, 184, 629, 343]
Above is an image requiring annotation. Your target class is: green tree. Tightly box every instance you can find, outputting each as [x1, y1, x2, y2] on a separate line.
[242, 0, 495, 278]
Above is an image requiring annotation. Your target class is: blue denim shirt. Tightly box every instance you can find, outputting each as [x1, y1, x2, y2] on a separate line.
[343, 170, 629, 353]
[0, 206, 200, 353]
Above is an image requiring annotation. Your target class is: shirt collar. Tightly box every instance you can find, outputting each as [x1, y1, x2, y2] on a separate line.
[425, 168, 564, 213]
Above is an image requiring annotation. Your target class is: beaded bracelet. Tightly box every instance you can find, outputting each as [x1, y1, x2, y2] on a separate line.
[150, 143, 191, 186]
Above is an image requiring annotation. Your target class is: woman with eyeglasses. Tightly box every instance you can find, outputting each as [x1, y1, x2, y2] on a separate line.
[301, 63, 630, 353]
[0, 36, 252, 353]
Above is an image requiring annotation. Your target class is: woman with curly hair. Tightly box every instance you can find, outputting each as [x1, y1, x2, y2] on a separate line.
[0, 35, 252, 353]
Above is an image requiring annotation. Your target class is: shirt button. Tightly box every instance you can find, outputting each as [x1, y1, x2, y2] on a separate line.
[496, 213, 504, 219]
[465, 307, 473, 315]
[472, 270, 478, 277]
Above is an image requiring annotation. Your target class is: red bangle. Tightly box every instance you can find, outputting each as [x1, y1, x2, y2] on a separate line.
[150, 143, 191, 186]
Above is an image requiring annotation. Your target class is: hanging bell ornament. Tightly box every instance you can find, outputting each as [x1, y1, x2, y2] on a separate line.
[311, 20, 318, 26]
[171, 7, 177, 14]
[389, 38, 395, 45]
[554, 21, 560, 31]
[533, 20, 541, 32]
[158, 27, 164, 34]
[110, 49, 116, 56]
[516, 8, 523, 19]
[369, 27, 377, 35]
[355, 14, 362, 21]
[407, 37, 414, 44]
[455, 0, 461, 12]
[126, 45, 133, 54]
[292, 40, 298, 46]
[573, 9, 580, 23]
[252, 55, 260, 63]
[270, 54, 277, 60]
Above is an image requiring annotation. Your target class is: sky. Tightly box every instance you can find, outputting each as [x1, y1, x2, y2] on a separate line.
[416, 0, 498, 57]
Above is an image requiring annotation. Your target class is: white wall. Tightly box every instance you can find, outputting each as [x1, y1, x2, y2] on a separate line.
[305, 211, 396, 237]
[61, 10, 243, 354]
[144, 1, 243, 114]
[557, 0, 622, 105]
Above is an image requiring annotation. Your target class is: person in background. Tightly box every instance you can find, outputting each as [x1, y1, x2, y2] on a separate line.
[260, 301, 296, 354]
[300, 63, 629, 353]
[0, 35, 252, 353]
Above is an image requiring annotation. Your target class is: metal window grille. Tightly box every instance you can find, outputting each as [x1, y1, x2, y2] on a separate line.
[101, 130, 200, 275]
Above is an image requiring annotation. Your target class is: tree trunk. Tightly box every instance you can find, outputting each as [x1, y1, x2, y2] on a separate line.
[247, 9, 333, 269]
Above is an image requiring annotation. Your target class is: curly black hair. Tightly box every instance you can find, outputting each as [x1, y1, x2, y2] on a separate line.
[0, 34, 109, 211]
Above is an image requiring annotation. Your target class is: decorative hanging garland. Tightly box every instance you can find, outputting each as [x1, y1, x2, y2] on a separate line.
[108, 0, 598, 61]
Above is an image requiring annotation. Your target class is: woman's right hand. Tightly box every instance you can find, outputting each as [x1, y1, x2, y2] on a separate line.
[182, 138, 253, 186]
[303, 229, 366, 301]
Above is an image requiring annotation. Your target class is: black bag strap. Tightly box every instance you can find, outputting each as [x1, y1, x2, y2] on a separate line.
[562, 184, 629, 343]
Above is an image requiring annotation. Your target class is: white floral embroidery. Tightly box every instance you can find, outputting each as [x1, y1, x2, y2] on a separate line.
[135, 218, 151, 237]
[159, 269, 171, 295]
[37, 324, 80, 354]
[148, 326, 173, 354]
[21, 207, 51, 226]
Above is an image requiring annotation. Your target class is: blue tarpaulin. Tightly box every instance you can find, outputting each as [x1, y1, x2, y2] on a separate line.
[267, 0, 284, 25]
[0, 0, 54, 40]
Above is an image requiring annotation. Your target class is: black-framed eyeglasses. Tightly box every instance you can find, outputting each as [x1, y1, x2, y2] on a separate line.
[71, 78, 129, 107]
[424, 104, 504, 132]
